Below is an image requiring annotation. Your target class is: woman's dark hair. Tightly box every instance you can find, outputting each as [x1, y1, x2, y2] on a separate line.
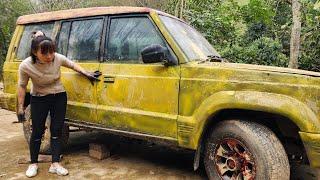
[30, 35, 56, 63]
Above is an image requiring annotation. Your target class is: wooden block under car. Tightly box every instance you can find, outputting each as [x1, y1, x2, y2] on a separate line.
[89, 143, 110, 160]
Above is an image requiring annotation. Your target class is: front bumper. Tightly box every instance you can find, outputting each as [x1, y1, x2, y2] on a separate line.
[299, 131, 320, 168]
[0, 92, 16, 111]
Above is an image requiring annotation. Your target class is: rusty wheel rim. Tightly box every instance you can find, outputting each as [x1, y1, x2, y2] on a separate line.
[213, 138, 256, 180]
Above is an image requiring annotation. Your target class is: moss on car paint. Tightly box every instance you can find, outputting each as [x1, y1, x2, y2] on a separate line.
[299, 132, 320, 168]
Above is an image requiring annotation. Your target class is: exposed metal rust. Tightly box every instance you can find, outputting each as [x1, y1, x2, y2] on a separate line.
[214, 138, 256, 180]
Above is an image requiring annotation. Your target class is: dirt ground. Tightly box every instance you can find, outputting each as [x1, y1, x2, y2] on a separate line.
[0, 107, 319, 180]
[0, 108, 206, 180]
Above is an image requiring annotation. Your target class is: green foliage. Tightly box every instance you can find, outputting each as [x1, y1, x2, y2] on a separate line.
[241, 0, 275, 26]
[244, 22, 269, 42]
[165, 0, 319, 72]
[221, 37, 288, 67]
[183, 0, 243, 50]
[299, 1, 320, 71]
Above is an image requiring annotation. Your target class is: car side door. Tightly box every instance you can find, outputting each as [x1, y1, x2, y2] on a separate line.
[56, 17, 104, 123]
[96, 15, 180, 140]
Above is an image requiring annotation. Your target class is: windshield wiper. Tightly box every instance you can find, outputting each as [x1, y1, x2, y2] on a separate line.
[198, 55, 225, 64]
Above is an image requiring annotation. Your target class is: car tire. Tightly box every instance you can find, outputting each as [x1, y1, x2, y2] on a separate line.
[204, 120, 290, 180]
[22, 105, 69, 155]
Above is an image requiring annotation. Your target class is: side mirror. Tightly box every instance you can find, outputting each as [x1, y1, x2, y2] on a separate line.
[141, 44, 177, 66]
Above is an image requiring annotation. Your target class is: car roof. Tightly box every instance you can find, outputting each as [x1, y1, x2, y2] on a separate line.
[16, 6, 175, 25]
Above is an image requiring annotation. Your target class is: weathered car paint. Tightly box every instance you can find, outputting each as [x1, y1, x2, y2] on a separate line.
[96, 64, 180, 138]
[0, 92, 15, 111]
[60, 64, 100, 124]
[1, 62, 19, 111]
[299, 132, 320, 168]
[1, 25, 24, 111]
[177, 62, 320, 168]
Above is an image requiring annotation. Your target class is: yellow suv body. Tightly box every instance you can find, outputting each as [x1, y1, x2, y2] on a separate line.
[1, 7, 319, 178]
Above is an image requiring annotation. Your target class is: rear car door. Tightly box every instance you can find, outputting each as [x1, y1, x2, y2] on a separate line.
[96, 15, 180, 139]
[56, 17, 104, 123]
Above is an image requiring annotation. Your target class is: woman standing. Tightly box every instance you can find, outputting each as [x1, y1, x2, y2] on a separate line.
[17, 31, 100, 177]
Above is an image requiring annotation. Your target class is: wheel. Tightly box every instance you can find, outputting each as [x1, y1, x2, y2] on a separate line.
[204, 120, 290, 180]
[22, 105, 69, 155]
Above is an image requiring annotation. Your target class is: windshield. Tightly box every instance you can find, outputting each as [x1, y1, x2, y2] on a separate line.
[159, 15, 219, 61]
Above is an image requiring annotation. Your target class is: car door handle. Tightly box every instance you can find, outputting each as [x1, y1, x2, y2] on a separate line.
[104, 76, 115, 83]
[93, 70, 102, 78]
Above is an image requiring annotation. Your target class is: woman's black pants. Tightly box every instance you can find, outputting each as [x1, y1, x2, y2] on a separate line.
[30, 92, 67, 163]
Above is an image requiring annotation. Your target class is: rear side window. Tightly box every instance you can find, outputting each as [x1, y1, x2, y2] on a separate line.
[57, 22, 71, 56]
[57, 18, 104, 61]
[17, 23, 54, 60]
[105, 16, 166, 63]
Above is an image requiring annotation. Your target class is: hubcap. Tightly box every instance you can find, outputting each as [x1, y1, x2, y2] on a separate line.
[227, 158, 236, 170]
[213, 138, 256, 180]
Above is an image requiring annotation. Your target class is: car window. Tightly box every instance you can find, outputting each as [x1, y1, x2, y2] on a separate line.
[65, 18, 103, 61]
[57, 21, 71, 56]
[105, 16, 167, 63]
[160, 15, 219, 61]
[16, 23, 54, 60]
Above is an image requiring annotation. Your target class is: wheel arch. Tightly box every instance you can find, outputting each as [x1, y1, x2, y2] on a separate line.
[193, 108, 308, 171]
[189, 91, 318, 170]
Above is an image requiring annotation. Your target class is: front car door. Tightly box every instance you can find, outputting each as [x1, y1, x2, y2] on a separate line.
[96, 14, 180, 140]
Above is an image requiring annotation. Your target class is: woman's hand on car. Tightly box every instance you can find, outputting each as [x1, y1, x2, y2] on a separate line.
[72, 63, 101, 85]
[84, 71, 101, 85]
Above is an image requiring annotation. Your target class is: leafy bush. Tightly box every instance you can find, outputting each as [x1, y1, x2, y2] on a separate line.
[165, 0, 319, 72]
[299, 1, 320, 71]
[182, 0, 242, 50]
[221, 37, 288, 67]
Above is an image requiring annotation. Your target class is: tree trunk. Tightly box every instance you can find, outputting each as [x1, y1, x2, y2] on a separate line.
[180, 0, 184, 18]
[174, 0, 179, 17]
[288, 0, 301, 69]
